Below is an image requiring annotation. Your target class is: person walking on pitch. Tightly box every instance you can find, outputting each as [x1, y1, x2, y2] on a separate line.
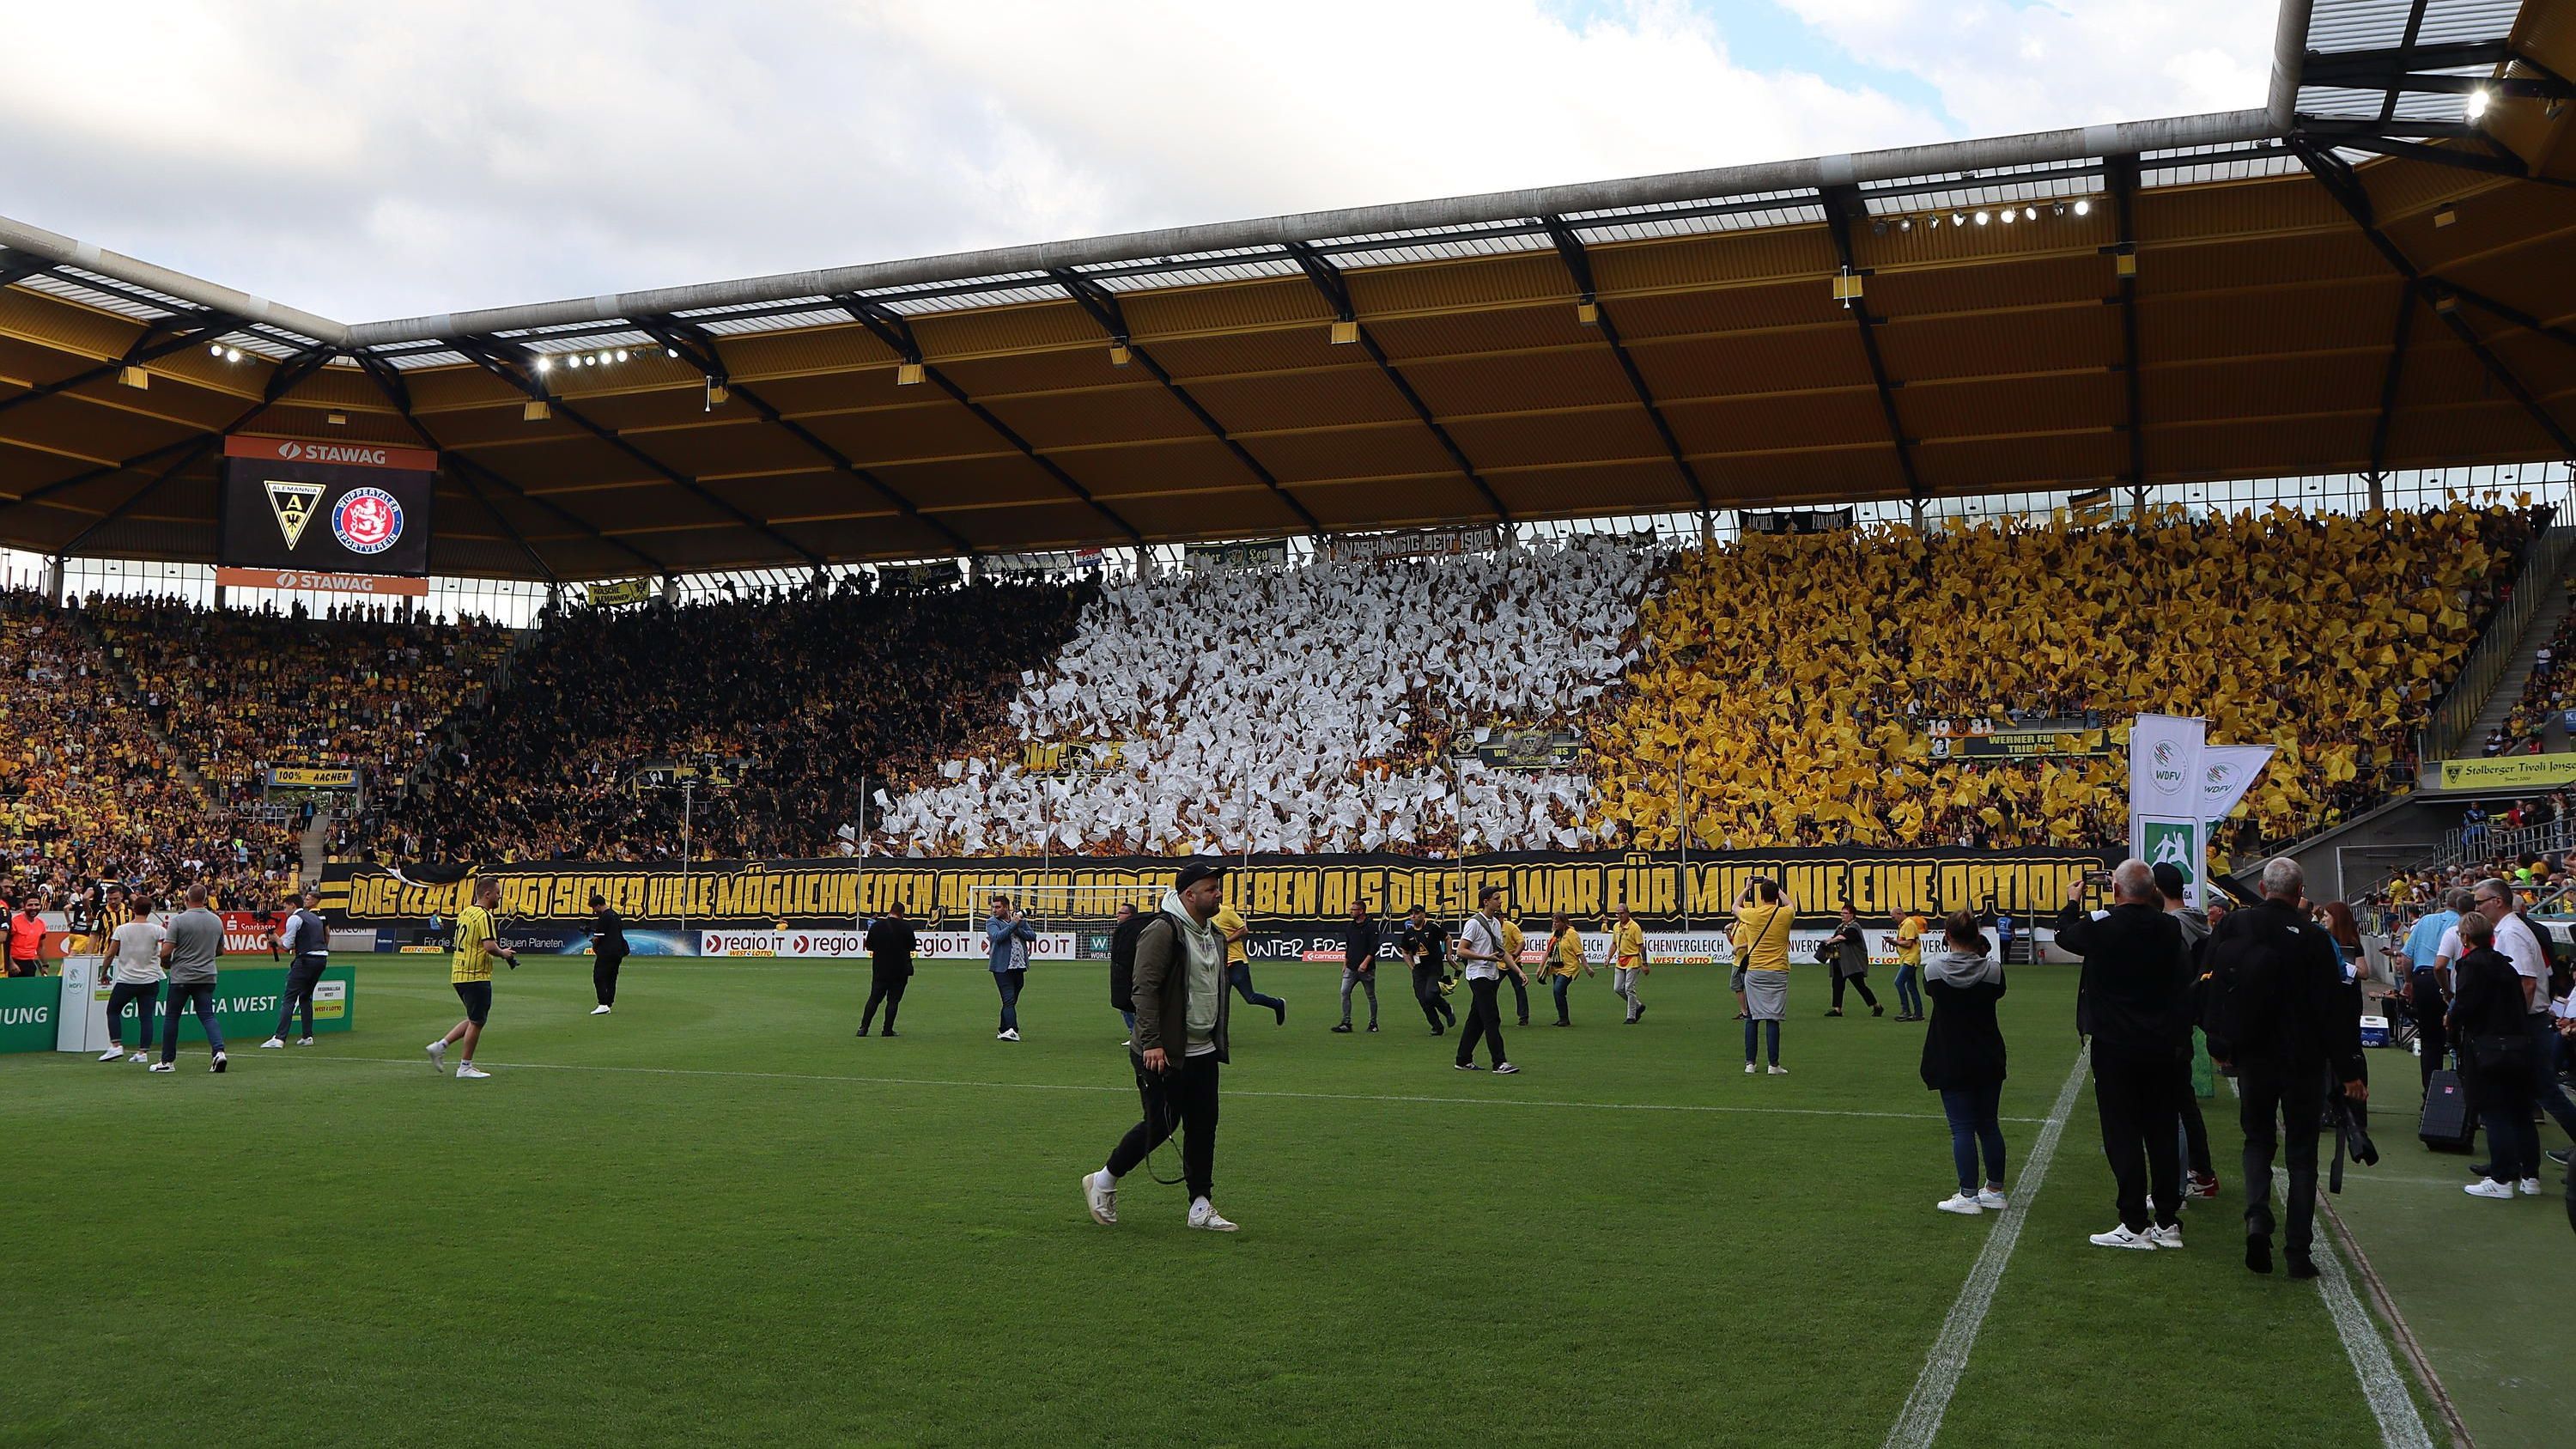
[1826, 904, 1883, 1018]
[1336, 903, 1380, 1033]
[1611, 904, 1647, 1024]
[1736, 879, 1796, 1074]
[1542, 912, 1592, 1026]
[428, 877, 519, 1080]
[1890, 905, 1929, 1020]
[1083, 861, 1242, 1233]
[1400, 905, 1455, 1034]
[589, 892, 629, 1015]
[860, 904, 918, 1037]
[1501, 911, 1532, 1026]
[1213, 897, 1287, 1026]
[155, 886, 227, 1074]
[261, 888, 330, 1049]
[1453, 887, 1519, 1074]
[987, 894, 1036, 1041]
[100, 896, 165, 1063]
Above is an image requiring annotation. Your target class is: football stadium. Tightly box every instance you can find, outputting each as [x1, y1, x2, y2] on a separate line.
[5, 1, 2576, 1444]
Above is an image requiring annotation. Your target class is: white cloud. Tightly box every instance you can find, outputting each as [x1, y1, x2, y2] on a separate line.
[0, 0, 2272, 325]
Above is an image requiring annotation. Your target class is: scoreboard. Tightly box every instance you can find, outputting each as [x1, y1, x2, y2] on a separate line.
[218, 435, 434, 578]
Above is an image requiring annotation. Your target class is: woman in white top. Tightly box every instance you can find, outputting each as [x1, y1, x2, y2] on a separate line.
[101, 897, 168, 1063]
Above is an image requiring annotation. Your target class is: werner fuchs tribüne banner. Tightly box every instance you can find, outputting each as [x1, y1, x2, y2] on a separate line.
[2128, 714, 2207, 907]
[324, 847, 2115, 936]
[218, 435, 435, 578]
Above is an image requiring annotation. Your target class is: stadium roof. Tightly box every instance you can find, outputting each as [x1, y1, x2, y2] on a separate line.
[3, 0, 2574, 582]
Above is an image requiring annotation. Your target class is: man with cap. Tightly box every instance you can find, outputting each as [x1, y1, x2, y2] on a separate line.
[1084, 861, 1242, 1232]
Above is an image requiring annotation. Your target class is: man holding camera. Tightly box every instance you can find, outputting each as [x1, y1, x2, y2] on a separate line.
[1084, 861, 1240, 1233]
[2056, 861, 2192, 1251]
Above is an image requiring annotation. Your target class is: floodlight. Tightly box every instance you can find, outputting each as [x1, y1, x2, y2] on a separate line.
[2074, 199, 2091, 216]
[2467, 89, 2491, 119]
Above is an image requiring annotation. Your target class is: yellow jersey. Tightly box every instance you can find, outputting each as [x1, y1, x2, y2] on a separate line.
[1546, 927, 1585, 978]
[1737, 904, 1795, 972]
[1612, 919, 1644, 967]
[1501, 919, 1527, 970]
[1895, 915, 1927, 967]
[451, 904, 498, 983]
[1213, 904, 1249, 966]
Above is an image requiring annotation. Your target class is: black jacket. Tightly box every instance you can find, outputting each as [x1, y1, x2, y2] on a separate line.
[1920, 971, 2008, 1091]
[2450, 946, 2530, 1041]
[591, 908, 629, 959]
[862, 917, 917, 977]
[2203, 898, 2365, 1081]
[2056, 900, 2191, 1061]
[1109, 912, 1149, 1010]
[1828, 922, 1870, 977]
[1345, 916, 1381, 971]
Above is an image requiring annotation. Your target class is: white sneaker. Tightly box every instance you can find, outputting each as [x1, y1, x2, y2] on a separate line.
[2518, 1178, 2544, 1196]
[1976, 1188, 2008, 1210]
[2464, 1178, 2515, 1199]
[97, 1047, 125, 1062]
[590, 1006, 612, 1016]
[1120, 1037, 1132, 1048]
[296, 1037, 314, 1046]
[2148, 1224, 2185, 1251]
[127, 1052, 148, 1063]
[1744, 1062, 1757, 1074]
[1767, 1064, 1789, 1075]
[1001, 1029, 1021, 1042]
[210, 1052, 226, 1074]
[1936, 1193, 1983, 1215]
[456, 1064, 492, 1080]
[259, 1038, 286, 1050]
[426, 1041, 448, 1075]
[1492, 1062, 1519, 1075]
[1083, 1170, 1117, 1226]
[2089, 1224, 2157, 1250]
[1187, 1198, 1238, 1233]
[149, 1062, 173, 1073]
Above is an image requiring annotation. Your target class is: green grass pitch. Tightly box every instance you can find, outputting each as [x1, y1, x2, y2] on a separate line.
[0, 953, 2503, 1446]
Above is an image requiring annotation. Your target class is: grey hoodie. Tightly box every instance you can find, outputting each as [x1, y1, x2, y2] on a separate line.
[1161, 889, 1224, 1049]
[1926, 946, 2002, 989]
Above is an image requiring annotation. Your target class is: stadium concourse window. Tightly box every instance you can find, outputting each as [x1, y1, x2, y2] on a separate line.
[45, 557, 551, 627]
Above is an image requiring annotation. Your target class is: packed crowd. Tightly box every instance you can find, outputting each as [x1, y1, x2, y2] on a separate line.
[80, 594, 513, 810]
[2485, 593, 2576, 757]
[873, 536, 1656, 856]
[1, 589, 295, 910]
[373, 577, 1086, 862]
[1591, 503, 2537, 854]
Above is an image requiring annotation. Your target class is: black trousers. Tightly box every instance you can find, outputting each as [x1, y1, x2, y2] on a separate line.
[2406, 971, 2446, 1090]
[1456, 977, 1508, 1068]
[1107, 1050, 1219, 1201]
[2093, 1048, 2184, 1232]
[1831, 970, 1879, 1011]
[105, 981, 160, 1050]
[861, 968, 909, 1033]
[2238, 1055, 2328, 1257]
[1509, 972, 1529, 1023]
[2176, 1054, 2215, 1179]
[1413, 965, 1453, 1029]
[276, 955, 325, 1038]
[594, 949, 625, 1007]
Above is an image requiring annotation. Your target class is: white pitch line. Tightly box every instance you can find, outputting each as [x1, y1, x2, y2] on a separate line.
[1882, 1045, 2091, 1449]
[284, 1053, 2046, 1123]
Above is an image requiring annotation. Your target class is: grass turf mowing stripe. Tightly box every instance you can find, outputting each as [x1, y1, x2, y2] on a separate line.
[283, 1051, 2050, 1123]
[1882, 1045, 2091, 1449]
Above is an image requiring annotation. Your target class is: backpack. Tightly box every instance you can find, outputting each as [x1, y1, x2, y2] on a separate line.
[1109, 912, 1152, 1012]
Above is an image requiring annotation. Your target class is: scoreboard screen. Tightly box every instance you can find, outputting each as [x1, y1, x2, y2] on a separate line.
[218, 435, 434, 577]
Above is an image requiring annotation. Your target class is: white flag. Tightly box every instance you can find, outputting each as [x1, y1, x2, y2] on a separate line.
[2199, 745, 2275, 825]
[2128, 714, 2208, 905]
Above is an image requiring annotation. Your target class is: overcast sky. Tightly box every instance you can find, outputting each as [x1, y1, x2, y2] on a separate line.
[0, 1, 2275, 325]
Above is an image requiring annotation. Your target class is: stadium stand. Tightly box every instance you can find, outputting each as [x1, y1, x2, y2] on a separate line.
[872, 534, 1654, 857]
[81, 595, 513, 813]
[1591, 502, 2543, 856]
[2, 589, 295, 908]
[369, 577, 1087, 862]
[2485, 588, 2576, 756]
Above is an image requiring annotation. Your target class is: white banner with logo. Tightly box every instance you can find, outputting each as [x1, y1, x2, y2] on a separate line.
[2198, 744, 2275, 825]
[696, 928, 1079, 960]
[2129, 714, 2208, 906]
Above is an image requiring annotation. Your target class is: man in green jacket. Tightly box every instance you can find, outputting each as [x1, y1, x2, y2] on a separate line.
[1084, 861, 1238, 1233]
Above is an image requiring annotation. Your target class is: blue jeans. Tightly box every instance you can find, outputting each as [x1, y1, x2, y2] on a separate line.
[1894, 965, 1923, 1018]
[2531, 1014, 2576, 1141]
[1550, 974, 1572, 1024]
[1228, 962, 1285, 1014]
[1118, 1008, 1136, 1036]
[1743, 1017, 1780, 1066]
[993, 969, 1024, 1032]
[161, 982, 223, 1063]
[1940, 1082, 2008, 1194]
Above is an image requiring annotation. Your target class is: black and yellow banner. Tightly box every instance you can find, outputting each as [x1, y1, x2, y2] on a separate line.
[586, 577, 654, 608]
[267, 766, 361, 789]
[323, 847, 2111, 929]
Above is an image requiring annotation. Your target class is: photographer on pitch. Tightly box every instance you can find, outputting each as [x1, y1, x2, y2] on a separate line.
[2205, 857, 2366, 1278]
[2055, 860, 2191, 1251]
[1084, 862, 1241, 1233]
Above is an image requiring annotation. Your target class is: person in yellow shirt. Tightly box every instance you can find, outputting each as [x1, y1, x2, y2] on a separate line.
[1501, 914, 1531, 1026]
[1542, 912, 1594, 1026]
[1610, 904, 1649, 1025]
[428, 876, 518, 1080]
[1735, 878, 1796, 1074]
[1891, 906, 1930, 1022]
[1213, 899, 1285, 1026]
